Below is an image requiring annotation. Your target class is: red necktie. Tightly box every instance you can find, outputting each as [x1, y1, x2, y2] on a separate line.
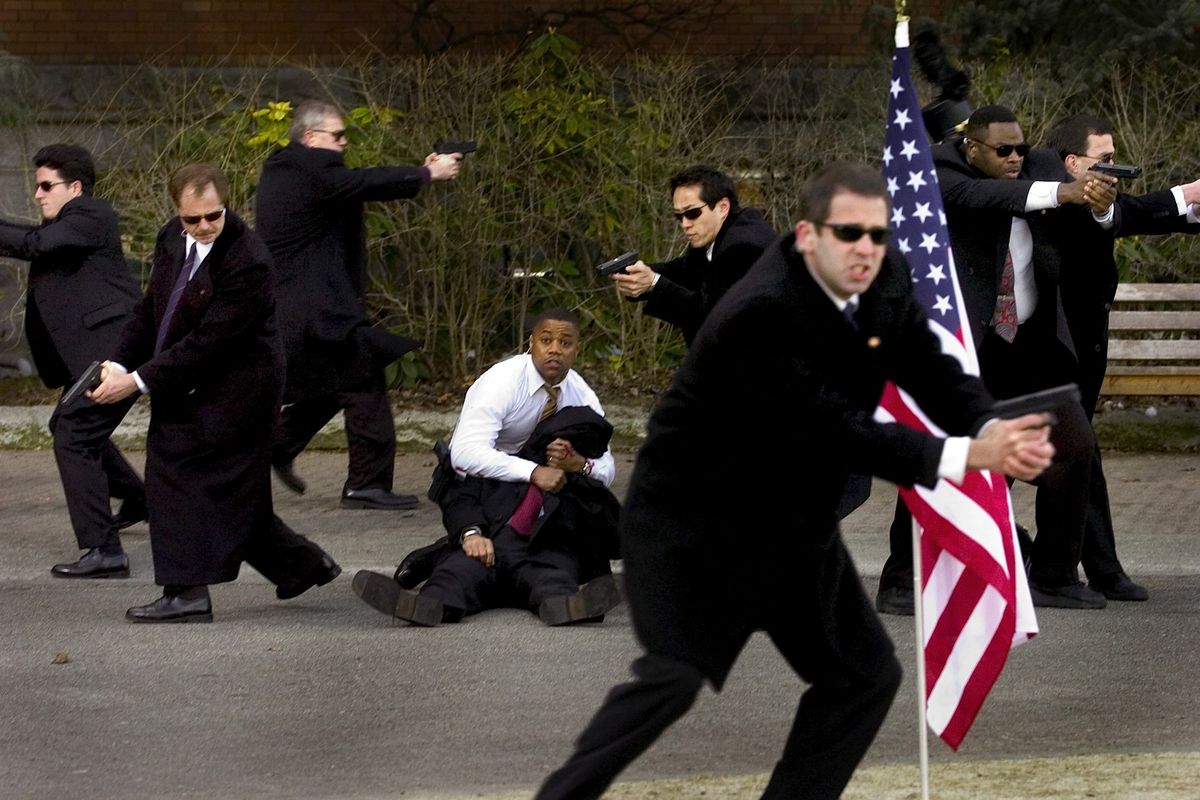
[990, 249, 1017, 343]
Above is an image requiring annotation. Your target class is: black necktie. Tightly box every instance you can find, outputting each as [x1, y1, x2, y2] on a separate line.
[843, 300, 859, 332]
[155, 243, 197, 354]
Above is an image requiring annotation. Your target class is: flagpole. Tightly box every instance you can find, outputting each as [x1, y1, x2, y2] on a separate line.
[911, 517, 931, 800]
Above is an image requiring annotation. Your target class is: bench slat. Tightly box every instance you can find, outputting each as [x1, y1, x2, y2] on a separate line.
[1108, 311, 1200, 330]
[1107, 340, 1200, 360]
[1101, 373, 1200, 396]
[1113, 283, 1200, 303]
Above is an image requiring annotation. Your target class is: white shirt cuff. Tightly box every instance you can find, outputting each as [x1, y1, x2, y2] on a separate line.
[1026, 181, 1061, 212]
[1092, 203, 1115, 229]
[651, 271, 661, 287]
[937, 436, 971, 483]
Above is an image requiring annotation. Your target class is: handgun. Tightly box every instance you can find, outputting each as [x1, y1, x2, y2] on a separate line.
[1090, 163, 1141, 179]
[60, 361, 104, 407]
[991, 383, 1081, 426]
[434, 141, 477, 155]
[596, 251, 638, 277]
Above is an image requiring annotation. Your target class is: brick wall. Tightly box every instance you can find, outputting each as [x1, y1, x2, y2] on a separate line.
[0, 0, 942, 64]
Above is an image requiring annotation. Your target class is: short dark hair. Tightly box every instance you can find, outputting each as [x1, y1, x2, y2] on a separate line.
[33, 144, 96, 195]
[168, 163, 229, 207]
[669, 165, 740, 211]
[800, 162, 890, 225]
[530, 307, 581, 336]
[963, 105, 1019, 141]
[290, 100, 342, 142]
[1044, 114, 1114, 160]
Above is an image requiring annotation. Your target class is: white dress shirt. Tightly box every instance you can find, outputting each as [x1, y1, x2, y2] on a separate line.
[448, 353, 616, 487]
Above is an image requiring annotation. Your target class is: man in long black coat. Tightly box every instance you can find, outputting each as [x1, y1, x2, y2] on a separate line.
[0, 144, 145, 578]
[612, 165, 775, 346]
[255, 100, 461, 510]
[1043, 113, 1200, 602]
[535, 163, 1054, 800]
[91, 164, 339, 623]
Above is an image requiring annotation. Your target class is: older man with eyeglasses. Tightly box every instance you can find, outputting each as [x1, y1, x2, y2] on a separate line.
[0, 143, 146, 580]
[254, 100, 461, 511]
[612, 164, 775, 346]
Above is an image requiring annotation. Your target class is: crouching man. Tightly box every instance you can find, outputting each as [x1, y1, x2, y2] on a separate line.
[352, 308, 621, 626]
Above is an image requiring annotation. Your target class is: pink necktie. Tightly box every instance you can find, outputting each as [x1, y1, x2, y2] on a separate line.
[991, 249, 1017, 343]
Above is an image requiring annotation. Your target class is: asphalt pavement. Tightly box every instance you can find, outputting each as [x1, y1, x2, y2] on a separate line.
[1, 448, 1197, 799]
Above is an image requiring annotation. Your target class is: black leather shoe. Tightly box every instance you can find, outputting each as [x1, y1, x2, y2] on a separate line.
[394, 537, 448, 589]
[352, 570, 442, 626]
[341, 488, 419, 510]
[125, 593, 213, 623]
[276, 555, 342, 600]
[875, 585, 915, 616]
[1029, 580, 1107, 609]
[273, 461, 307, 495]
[538, 575, 622, 626]
[1089, 572, 1149, 602]
[112, 497, 148, 530]
[51, 547, 129, 579]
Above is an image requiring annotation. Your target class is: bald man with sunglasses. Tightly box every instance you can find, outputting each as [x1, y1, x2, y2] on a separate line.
[612, 165, 774, 346]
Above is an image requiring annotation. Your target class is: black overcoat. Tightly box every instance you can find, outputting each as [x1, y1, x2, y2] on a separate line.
[112, 211, 283, 585]
[254, 142, 422, 400]
[621, 234, 994, 686]
[0, 194, 139, 387]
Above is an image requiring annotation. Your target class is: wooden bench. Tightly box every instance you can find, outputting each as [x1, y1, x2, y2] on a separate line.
[1101, 283, 1200, 395]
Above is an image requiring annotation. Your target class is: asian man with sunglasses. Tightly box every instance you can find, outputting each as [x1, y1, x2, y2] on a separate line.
[0, 143, 146, 580]
[91, 164, 340, 622]
[611, 165, 775, 345]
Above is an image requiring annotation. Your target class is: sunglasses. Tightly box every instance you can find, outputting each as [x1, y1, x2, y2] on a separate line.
[971, 139, 1031, 158]
[311, 128, 347, 141]
[179, 208, 225, 225]
[673, 205, 709, 222]
[35, 180, 69, 192]
[820, 223, 892, 245]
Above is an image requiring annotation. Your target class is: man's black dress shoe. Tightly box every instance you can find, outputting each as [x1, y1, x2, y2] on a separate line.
[1029, 580, 1107, 609]
[341, 487, 419, 510]
[1089, 572, 1149, 602]
[875, 585, 915, 616]
[112, 497, 148, 530]
[538, 575, 622, 626]
[273, 461, 307, 495]
[125, 593, 213, 623]
[393, 537, 448, 589]
[276, 555, 342, 600]
[50, 548, 129, 579]
[352, 570, 443, 625]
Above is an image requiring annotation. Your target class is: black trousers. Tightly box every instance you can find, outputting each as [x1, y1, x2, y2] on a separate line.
[243, 516, 331, 587]
[538, 545, 902, 800]
[419, 528, 580, 616]
[48, 393, 144, 549]
[273, 377, 396, 493]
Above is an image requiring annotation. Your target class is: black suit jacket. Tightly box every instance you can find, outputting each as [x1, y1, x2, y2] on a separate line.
[0, 195, 139, 388]
[1061, 188, 1199, 410]
[113, 211, 284, 585]
[620, 234, 994, 685]
[254, 142, 423, 400]
[932, 139, 1082, 369]
[638, 206, 775, 345]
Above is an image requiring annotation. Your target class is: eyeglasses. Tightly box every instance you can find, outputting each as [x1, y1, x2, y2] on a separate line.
[673, 206, 708, 222]
[819, 223, 892, 245]
[35, 180, 69, 192]
[970, 139, 1031, 158]
[179, 208, 225, 225]
[1073, 152, 1115, 164]
[311, 128, 347, 141]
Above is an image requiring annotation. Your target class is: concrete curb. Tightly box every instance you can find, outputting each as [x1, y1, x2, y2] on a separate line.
[0, 402, 652, 452]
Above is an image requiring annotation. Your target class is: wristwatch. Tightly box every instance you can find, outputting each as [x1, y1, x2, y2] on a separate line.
[582, 459, 594, 477]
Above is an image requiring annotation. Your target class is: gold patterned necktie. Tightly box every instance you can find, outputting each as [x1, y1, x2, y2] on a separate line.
[539, 384, 560, 422]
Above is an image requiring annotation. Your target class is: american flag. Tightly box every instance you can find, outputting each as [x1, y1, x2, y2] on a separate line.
[874, 19, 1039, 751]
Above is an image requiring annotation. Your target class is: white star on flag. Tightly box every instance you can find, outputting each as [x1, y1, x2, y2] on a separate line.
[932, 294, 953, 315]
[894, 108, 911, 130]
[906, 170, 927, 191]
[926, 263, 946, 285]
[919, 232, 940, 254]
[901, 140, 920, 160]
[887, 176, 900, 197]
[890, 78, 903, 98]
[892, 207, 907, 225]
[914, 201, 933, 223]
